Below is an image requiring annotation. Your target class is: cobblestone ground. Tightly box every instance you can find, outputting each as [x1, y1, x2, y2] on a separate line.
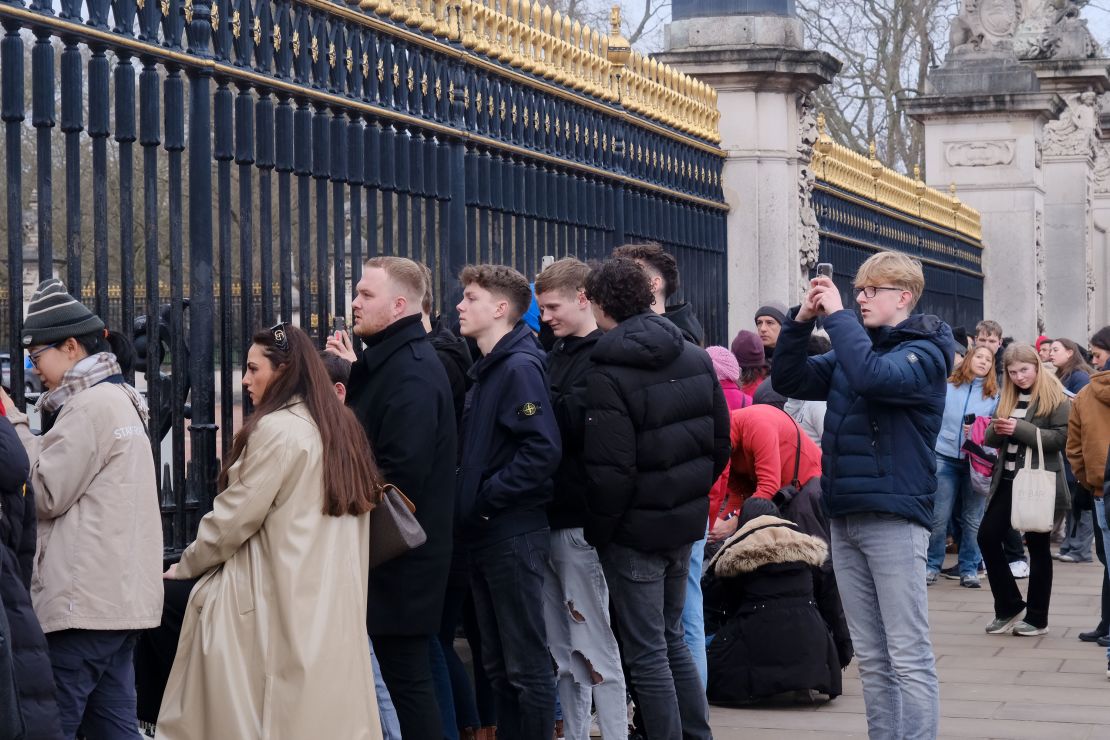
[710, 556, 1110, 739]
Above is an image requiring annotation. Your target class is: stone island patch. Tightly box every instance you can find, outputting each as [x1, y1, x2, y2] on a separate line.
[518, 402, 542, 418]
[907, 352, 919, 364]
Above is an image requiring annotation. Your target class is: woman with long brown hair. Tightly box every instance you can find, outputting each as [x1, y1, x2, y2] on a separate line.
[978, 343, 1071, 637]
[1050, 337, 1094, 394]
[156, 324, 384, 740]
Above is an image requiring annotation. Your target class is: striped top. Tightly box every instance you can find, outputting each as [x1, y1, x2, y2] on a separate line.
[1002, 392, 1031, 477]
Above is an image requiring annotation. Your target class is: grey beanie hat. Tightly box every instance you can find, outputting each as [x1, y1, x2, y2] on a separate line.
[754, 301, 788, 326]
[20, 278, 104, 347]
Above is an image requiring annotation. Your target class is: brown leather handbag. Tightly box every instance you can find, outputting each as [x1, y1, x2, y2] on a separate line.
[368, 484, 427, 569]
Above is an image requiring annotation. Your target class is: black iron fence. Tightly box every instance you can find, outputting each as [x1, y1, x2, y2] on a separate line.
[0, 0, 729, 554]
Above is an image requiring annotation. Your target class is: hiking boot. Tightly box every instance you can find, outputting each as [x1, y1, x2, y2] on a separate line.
[940, 565, 961, 580]
[960, 574, 981, 589]
[1012, 621, 1048, 636]
[985, 611, 1024, 634]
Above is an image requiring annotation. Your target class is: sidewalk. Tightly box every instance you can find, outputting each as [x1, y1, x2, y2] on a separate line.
[710, 558, 1109, 739]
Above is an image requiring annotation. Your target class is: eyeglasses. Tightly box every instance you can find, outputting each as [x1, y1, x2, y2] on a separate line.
[269, 322, 290, 351]
[27, 342, 61, 368]
[856, 286, 906, 299]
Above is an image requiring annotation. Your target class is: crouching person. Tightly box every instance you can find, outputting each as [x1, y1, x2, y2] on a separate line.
[703, 499, 847, 706]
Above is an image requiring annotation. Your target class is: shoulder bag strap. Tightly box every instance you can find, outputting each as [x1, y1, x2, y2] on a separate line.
[790, 418, 802, 489]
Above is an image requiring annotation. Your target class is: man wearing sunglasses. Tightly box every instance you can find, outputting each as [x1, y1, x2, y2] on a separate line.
[772, 252, 954, 740]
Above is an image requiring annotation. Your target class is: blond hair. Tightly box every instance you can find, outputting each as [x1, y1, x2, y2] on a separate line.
[853, 251, 925, 309]
[997, 342, 1067, 418]
[364, 256, 427, 305]
[534, 258, 590, 298]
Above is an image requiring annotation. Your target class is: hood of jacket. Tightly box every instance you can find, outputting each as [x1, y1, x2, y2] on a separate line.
[1088, 369, 1110, 405]
[870, 314, 954, 365]
[469, 321, 546, 381]
[710, 515, 828, 578]
[662, 302, 704, 346]
[592, 312, 685, 370]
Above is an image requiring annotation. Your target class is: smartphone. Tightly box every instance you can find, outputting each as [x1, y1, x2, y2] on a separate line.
[332, 316, 347, 335]
[816, 263, 834, 279]
[541, 255, 555, 270]
[963, 413, 976, 426]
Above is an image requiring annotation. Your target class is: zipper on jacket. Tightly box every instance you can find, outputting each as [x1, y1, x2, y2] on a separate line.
[871, 420, 886, 475]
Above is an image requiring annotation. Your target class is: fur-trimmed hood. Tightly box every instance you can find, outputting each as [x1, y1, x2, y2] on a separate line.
[709, 515, 828, 578]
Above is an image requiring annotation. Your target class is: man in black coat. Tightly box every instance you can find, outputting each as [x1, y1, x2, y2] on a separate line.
[0, 408, 63, 739]
[327, 255, 456, 740]
[455, 264, 562, 740]
[582, 258, 730, 740]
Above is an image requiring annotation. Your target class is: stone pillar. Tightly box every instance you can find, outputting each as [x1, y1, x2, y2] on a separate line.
[655, 0, 839, 339]
[1092, 137, 1110, 332]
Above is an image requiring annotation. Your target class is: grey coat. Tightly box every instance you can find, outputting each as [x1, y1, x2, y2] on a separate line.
[984, 397, 1072, 514]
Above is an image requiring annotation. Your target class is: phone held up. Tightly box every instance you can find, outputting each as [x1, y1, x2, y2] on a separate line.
[816, 262, 834, 279]
[332, 316, 347, 336]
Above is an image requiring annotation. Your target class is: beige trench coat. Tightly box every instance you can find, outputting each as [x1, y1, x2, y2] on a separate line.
[156, 401, 381, 740]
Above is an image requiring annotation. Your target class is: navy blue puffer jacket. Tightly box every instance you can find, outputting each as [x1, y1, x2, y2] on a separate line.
[771, 311, 953, 528]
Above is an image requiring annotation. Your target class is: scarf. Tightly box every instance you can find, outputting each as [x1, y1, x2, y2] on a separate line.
[37, 353, 149, 424]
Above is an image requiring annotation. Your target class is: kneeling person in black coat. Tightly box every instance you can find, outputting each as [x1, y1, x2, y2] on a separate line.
[582, 258, 730, 740]
[704, 498, 846, 706]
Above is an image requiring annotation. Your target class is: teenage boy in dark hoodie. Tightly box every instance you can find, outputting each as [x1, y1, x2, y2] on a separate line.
[455, 264, 562, 740]
[773, 251, 953, 740]
[533, 258, 626, 740]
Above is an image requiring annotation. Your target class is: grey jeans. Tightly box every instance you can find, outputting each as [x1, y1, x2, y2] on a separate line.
[601, 542, 711, 740]
[831, 513, 939, 740]
[542, 528, 628, 740]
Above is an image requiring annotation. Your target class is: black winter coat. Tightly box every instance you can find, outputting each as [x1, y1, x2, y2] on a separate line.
[456, 322, 562, 548]
[0, 416, 62, 740]
[347, 315, 457, 636]
[704, 516, 844, 705]
[547, 330, 602, 531]
[663, 302, 704, 346]
[429, 316, 474, 433]
[583, 313, 730, 551]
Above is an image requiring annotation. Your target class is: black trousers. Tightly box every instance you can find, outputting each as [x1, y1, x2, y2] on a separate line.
[1095, 516, 1110, 632]
[372, 634, 444, 740]
[978, 479, 1054, 628]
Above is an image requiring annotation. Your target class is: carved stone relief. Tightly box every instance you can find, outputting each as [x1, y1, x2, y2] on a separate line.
[1034, 209, 1046, 335]
[1042, 90, 1099, 159]
[796, 93, 820, 278]
[1014, 0, 1098, 60]
[1093, 141, 1110, 195]
[944, 140, 1016, 167]
[949, 0, 1023, 55]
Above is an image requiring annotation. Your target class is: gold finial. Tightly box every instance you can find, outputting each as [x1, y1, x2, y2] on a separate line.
[607, 4, 631, 68]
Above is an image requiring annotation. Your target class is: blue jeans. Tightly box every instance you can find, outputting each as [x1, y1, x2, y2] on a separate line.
[602, 542, 711, 740]
[682, 528, 708, 687]
[927, 455, 987, 576]
[47, 629, 141, 740]
[369, 640, 402, 740]
[831, 514, 939, 740]
[470, 530, 555, 740]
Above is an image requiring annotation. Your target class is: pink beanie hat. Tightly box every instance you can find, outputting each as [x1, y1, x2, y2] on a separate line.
[706, 345, 740, 384]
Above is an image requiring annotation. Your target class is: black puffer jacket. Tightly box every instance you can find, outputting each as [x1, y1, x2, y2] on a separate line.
[547, 330, 602, 531]
[704, 516, 844, 705]
[0, 415, 62, 739]
[583, 313, 730, 551]
[663, 302, 704, 346]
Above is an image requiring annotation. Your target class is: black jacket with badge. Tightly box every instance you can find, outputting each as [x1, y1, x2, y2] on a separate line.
[456, 322, 562, 548]
[0, 415, 63, 739]
[347, 314, 457, 636]
[583, 312, 730, 552]
[547, 329, 602, 531]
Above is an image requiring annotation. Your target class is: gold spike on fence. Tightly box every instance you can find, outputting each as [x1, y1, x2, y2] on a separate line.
[811, 114, 981, 242]
[350, 1, 720, 144]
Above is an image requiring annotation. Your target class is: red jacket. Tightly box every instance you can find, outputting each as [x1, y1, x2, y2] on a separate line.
[708, 382, 752, 524]
[718, 405, 823, 517]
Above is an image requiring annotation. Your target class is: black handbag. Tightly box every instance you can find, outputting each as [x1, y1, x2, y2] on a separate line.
[368, 484, 427, 569]
[771, 421, 804, 508]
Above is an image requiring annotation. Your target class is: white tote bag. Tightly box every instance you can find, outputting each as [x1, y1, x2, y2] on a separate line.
[1010, 428, 1057, 533]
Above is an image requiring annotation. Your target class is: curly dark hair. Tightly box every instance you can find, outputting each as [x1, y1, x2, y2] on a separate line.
[612, 242, 679, 299]
[584, 258, 653, 323]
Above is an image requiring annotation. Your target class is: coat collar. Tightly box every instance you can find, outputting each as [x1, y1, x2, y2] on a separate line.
[358, 314, 426, 374]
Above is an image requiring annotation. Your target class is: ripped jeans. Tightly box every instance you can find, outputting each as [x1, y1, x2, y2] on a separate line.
[542, 528, 628, 740]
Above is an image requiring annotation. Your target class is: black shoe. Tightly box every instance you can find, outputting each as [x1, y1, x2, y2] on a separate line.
[940, 565, 961, 580]
[1079, 628, 1108, 643]
[1097, 635, 1110, 648]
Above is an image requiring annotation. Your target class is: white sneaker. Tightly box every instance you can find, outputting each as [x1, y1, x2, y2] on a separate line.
[1009, 560, 1030, 579]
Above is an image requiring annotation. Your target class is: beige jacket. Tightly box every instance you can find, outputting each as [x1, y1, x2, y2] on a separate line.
[9, 383, 163, 633]
[155, 402, 381, 740]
